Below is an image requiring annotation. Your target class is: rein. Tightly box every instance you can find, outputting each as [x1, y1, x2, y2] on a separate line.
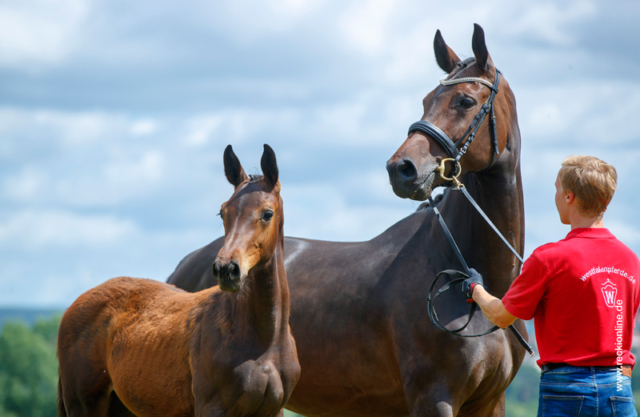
[409, 67, 534, 355]
[426, 173, 533, 356]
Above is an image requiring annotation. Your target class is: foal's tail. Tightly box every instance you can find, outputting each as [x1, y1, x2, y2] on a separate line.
[57, 377, 67, 417]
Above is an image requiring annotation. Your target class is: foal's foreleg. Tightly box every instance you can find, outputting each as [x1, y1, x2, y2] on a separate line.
[58, 357, 113, 417]
[58, 384, 111, 417]
[195, 402, 226, 417]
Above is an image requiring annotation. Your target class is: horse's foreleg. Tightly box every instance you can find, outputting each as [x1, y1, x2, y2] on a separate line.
[403, 380, 458, 417]
[489, 394, 505, 417]
[457, 390, 506, 417]
[407, 393, 455, 417]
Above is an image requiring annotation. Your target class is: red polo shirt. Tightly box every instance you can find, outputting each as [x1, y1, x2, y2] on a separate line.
[502, 228, 640, 367]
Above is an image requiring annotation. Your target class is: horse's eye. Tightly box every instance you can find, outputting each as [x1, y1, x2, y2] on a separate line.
[262, 210, 274, 221]
[460, 97, 476, 108]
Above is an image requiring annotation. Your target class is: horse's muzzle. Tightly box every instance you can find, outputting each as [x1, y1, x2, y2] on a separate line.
[386, 158, 438, 201]
[213, 260, 243, 292]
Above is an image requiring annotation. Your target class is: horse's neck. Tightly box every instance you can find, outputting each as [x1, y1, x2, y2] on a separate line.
[234, 241, 290, 345]
[438, 159, 524, 298]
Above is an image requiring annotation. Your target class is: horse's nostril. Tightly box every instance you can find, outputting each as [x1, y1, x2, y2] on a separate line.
[398, 159, 418, 184]
[227, 261, 241, 280]
[386, 161, 395, 177]
[212, 261, 221, 277]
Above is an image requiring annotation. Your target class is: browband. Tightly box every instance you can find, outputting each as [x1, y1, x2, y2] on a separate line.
[440, 77, 495, 90]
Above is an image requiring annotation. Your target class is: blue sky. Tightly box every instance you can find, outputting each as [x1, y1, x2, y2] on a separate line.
[1, 0, 639, 307]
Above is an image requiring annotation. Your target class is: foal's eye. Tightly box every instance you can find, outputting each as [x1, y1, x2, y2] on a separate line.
[460, 97, 476, 108]
[262, 210, 274, 221]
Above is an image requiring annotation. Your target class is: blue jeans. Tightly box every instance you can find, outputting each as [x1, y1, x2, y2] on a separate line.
[538, 366, 637, 417]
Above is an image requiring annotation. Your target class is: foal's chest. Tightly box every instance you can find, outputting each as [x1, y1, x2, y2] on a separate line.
[193, 339, 300, 416]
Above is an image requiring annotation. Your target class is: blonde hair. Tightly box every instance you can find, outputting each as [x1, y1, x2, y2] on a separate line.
[558, 155, 617, 218]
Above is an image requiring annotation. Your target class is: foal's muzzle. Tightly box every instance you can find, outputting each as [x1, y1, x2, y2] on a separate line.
[213, 260, 243, 292]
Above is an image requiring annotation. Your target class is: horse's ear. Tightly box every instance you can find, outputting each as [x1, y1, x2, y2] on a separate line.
[223, 145, 248, 188]
[434, 29, 460, 73]
[471, 23, 493, 72]
[260, 144, 279, 189]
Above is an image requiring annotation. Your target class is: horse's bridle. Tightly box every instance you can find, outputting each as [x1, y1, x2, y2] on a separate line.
[407, 68, 502, 177]
[409, 67, 534, 355]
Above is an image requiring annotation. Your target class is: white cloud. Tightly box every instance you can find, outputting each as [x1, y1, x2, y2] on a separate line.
[0, 210, 138, 250]
[104, 150, 165, 185]
[282, 181, 411, 241]
[499, 1, 597, 46]
[130, 119, 158, 137]
[0, 108, 127, 151]
[185, 114, 225, 147]
[194, 0, 328, 44]
[338, 1, 398, 57]
[184, 109, 300, 148]
[520, 81, 640, 146]
[0, 0, 90, 69]
[2, 167, 48, 202]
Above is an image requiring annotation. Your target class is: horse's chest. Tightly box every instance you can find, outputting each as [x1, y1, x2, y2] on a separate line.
[230, 359, 290, 415]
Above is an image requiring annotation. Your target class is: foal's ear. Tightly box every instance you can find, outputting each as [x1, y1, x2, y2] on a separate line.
[434, 29, 460, 74]
[471, 23, 493, 72]
[260, 144, 279, 189]
[223, 145, 248, 187]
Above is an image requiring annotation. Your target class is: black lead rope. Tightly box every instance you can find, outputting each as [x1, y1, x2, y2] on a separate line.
[427, 193, 534, 356]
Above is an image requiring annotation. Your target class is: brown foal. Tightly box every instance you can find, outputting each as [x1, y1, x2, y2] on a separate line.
[57, 144, 300, 417]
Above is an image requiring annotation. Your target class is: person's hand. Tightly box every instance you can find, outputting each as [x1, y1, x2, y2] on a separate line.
[462, 268, 483, 304]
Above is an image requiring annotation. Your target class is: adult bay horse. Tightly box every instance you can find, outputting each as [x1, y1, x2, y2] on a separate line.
[168, 24, 526, 417]
[58, 144, 300, 417]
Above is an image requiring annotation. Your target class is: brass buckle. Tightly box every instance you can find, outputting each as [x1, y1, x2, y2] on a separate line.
[436, 158, 462, 187]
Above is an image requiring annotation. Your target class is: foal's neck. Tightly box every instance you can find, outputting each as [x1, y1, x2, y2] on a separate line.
[236, 239, 290, 346]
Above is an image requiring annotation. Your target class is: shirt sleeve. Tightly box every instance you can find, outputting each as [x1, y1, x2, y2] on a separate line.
[502, 253, 549, 320]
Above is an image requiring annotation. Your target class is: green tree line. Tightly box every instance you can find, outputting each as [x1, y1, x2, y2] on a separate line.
[0, 315, 60, 417]
[1, 314, 638, 416]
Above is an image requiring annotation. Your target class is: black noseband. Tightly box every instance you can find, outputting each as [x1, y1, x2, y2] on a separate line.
[407, 121, 458, 159]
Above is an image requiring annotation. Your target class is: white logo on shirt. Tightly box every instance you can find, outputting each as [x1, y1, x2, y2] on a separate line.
[601, 279, 618, 308]
[581, 266, 635, 284]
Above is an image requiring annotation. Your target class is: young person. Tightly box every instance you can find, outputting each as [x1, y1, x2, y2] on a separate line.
[463, 155, 640, 417]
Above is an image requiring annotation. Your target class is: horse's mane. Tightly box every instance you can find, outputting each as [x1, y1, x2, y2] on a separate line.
[442, 57, 477, 82]
[447, 57, 476, 78]
[458, 57, 475, 67]
[415, 192, 445, 212]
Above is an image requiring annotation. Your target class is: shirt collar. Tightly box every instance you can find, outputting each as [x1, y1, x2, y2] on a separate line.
[566, 227, 614, 239]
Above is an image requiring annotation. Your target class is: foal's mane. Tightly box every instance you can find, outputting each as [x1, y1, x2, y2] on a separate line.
[247, 174, 264, 183]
